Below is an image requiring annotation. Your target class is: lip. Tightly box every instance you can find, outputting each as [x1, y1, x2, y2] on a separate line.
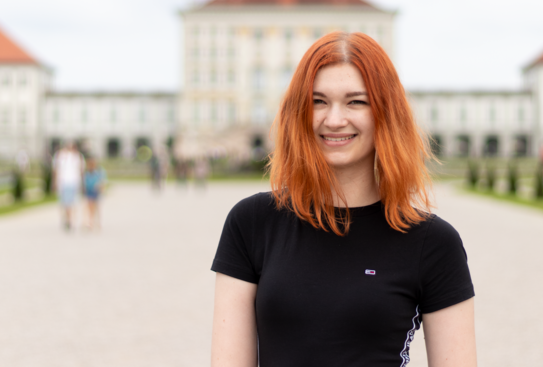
[320, 133, 357, 147]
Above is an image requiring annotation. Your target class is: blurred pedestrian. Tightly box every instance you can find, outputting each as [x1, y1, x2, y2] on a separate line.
[174, 158, 189, 187]
[52, 142, 85, 230]
[15, 149, 29, 174]
[194, 156, 210, 189]
[83, 156, 107, 230]
[150, 153, 161, 190]
[158, 145, 170, 187]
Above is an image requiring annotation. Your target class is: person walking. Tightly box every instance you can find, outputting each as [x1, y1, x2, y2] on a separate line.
[52, 142, 85, 230]
[83, 156, 107, 230]
[194, 156, 210, 190]
[211, 32, 476, 366]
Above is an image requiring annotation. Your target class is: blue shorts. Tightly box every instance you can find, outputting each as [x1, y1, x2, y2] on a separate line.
[59, 186, 78, 207]
[85, 189, 100, 201]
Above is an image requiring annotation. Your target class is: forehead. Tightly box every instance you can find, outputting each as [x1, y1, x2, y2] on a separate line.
[313, 63, 365, 91]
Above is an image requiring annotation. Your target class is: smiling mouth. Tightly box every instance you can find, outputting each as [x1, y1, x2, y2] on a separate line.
[322, 134, 357, 142]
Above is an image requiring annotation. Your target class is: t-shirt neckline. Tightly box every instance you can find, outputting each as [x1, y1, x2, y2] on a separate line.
[334, 200, 382, 217]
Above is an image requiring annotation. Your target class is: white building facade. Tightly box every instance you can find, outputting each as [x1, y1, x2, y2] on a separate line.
[178, 0, 543, 159]
[409, 89, 536, 157]
[0, 28, 177, 161]
[43, 92, 177, 158]
[178, 0, 395, 159]
[0, 27, 53, 159]
[1, 0, 543, 162]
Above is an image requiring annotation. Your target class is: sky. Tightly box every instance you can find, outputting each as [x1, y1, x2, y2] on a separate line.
[1, 0, 542, 91]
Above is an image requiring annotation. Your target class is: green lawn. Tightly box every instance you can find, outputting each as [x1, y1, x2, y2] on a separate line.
[462, 186, 543, 212]
[0, 195, 57, 216]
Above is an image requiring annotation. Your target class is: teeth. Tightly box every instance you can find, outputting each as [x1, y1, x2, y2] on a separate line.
[323, 135, 355, 142]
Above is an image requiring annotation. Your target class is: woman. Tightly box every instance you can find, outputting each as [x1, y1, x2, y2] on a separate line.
[83, 156, 106, 230]
[211, 32, 476, 366]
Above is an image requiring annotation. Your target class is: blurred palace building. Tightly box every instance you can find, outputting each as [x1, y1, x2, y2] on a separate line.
[1, 0, 543, 161]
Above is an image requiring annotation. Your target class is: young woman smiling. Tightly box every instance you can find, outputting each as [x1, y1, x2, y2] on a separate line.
[211, 32, 476, 367]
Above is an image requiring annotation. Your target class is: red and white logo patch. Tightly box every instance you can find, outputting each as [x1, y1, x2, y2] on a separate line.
[365, 269, 376, 275]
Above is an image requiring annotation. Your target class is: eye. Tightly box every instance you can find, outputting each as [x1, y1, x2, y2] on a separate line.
[349, 100, 369, 105]
[313, 99, 326, 105]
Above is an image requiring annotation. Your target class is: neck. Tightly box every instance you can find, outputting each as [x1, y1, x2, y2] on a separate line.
[332, 156, 380, 208]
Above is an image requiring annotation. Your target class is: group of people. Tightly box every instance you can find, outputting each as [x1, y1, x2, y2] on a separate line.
[52, 142, 106, 231]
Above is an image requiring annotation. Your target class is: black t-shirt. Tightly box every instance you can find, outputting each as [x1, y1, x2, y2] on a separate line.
[212, 192, 474, 367]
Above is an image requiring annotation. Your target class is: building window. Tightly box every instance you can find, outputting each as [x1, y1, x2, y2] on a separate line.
[456, 135, 470, 157]
[18, 72, 27, 86]
[284, 28, 293, 41]
[430, 134, 443, 156]
[107, 138, 121, 158]
[210, 70, 217, 85]
[210, 26, 217, 37]
[1, 73, 10, 85]
[228, 70, 235, 85]
[110, 108, 117, 123]
[210, 46, 217, 60]
[50, 138, 61, 153]
[167, 108, 174, 123]
[430, 105, 438, 124]
[135, 137, 151, 149]
[359, 25, 366, 34]
[139, 107, 146, 123]
[210, 103, 218, 125]
[227, 46, 235, 59]
[518, 107, 524, 122]
[459, 106, 467, 126]
[254, 28, 264, 41]
[253, 68, 266, 90]
[376, 26, 384, 43]
[192, 48, 199, 58]
[192, 70, 200, 85]
[228, 27, 236, 38]
[81, 108, 88, 123]
[18, 108, 27, 124]
[483, 135, 499, 157]
[281, 67, 293, 90]
[1, 108, 10, 125]
[193, 103, 200, 124]
[313, 28, 323, 39]
[192, 26, 199, 36]
[228, 102, 236, 124]
[489, 105, 496, 124]
[251, 101, 267, 125]
[513, 135, 529, 157]
[53, 108, 60, 123]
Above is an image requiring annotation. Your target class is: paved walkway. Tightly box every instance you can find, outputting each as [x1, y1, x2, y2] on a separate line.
[0, 180, 541, 366]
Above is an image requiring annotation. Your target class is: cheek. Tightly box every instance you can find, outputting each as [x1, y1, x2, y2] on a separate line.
[312, 111, 325, 133]
[360, 111, 375, 132]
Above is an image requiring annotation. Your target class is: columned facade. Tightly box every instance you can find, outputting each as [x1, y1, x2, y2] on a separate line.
[177, 0, 395, 159]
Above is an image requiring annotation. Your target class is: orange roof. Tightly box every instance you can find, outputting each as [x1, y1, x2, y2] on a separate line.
[0, 26, 38, 64]
[205, 0, 378, 7]
[525, 50, 543, 70]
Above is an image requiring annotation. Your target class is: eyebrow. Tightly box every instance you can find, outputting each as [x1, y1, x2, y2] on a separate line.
[313, 91, 368, 98]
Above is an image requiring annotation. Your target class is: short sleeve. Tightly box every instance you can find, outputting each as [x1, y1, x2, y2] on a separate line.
[211, 195, 259, 284]
[419, 216, 475, 314]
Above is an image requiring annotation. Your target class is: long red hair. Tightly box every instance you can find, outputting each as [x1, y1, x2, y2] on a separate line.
[267, 31, 434, 235]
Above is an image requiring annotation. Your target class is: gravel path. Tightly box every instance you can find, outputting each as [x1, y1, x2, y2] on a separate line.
[0, 180, 541, 366]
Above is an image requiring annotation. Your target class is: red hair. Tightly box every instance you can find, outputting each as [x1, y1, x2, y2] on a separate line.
[267, 31, 434, 235]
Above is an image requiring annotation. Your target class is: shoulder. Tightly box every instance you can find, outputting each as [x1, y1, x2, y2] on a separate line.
[419, 214, 466, 259]
[424, 214, 460, 238]
[229, 191, 275, 216]
[423, 214, 462, 243]
[226, 192, 278, 230]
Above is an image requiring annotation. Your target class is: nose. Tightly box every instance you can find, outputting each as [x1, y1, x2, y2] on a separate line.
[323, 105, 348, 130]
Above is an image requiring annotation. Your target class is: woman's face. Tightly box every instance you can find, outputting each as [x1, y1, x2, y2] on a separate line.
[312, 62, 375, 172]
